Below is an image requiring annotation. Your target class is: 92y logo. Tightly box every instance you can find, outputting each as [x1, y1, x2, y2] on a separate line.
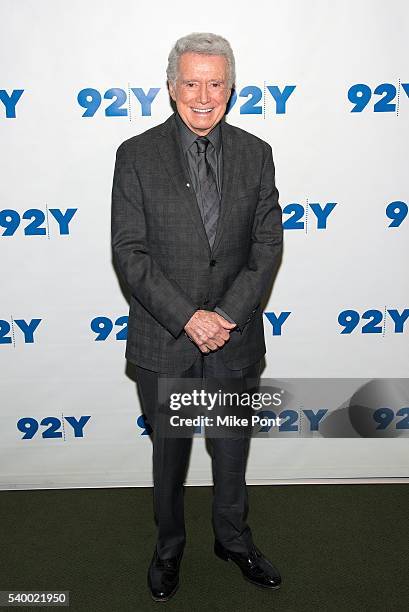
[91, 316, 128, 341]
[283, 201, 337, 231]
[338, 308, 409, 334]
[17, 415, 91, 439]
[0, 208, 77, 237]
[77, 84, 296, 117]
[348, 81, 409, 113]
[0, 318, 41, 345]
[386, 201, 408, 227]
[0, 89, 24, 118]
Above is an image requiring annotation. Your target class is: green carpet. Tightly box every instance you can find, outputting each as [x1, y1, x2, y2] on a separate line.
[1, 484, 408, 611]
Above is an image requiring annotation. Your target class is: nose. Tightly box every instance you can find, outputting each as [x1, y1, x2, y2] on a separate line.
[198, 82, 209, 105]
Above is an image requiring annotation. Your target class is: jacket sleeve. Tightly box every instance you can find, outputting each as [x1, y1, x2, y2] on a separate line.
[216, 143, 283, 329]
[111, 143, 198, 339]
[214, 306, 237, 325]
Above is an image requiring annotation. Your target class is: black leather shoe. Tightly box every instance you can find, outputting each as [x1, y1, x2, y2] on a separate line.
[147, 548, 183, 602]
[214, 540, 281, 590]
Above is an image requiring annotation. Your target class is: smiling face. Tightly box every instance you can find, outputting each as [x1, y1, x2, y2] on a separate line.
[168, 52, 231, 136]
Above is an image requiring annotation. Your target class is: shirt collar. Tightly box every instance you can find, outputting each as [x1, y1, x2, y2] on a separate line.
[175, 111, 222, 155]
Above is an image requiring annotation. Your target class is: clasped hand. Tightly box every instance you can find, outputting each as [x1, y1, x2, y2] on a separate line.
[184, 310, 236, 353]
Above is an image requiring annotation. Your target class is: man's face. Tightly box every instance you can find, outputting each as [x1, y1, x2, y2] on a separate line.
[168, 52, 231, 136]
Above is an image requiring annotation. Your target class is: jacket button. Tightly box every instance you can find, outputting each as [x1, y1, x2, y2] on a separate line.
[210, 259, 216, 267]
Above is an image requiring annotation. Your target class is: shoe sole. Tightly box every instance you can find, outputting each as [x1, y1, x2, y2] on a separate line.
[242, 574, 281, 590]
[150, 582, 179, 602]
[215, 548, 281, 591]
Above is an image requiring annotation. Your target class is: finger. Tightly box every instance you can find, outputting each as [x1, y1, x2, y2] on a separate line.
[217, 330, 231, 342]
[191, 326, 211, 343]
[210, 336, 226, 348]
[209, 329, 230, 343]
[195, 324, 228, 346]
[199, 322, 220, 338]
[205, 340, 219, 351]
[218, 318, 237, 329]
[201, 322, 229, 341]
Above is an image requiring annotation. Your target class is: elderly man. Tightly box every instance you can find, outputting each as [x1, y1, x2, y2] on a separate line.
[111, 32, 283, 601]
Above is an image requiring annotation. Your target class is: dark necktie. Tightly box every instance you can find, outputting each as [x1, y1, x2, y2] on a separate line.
[195, 136, 220, 248]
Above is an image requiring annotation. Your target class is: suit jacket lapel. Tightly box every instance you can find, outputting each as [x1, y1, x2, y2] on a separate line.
[211, 120, 242, 254]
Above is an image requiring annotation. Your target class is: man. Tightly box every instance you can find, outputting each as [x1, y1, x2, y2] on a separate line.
[111, 32, 283, 602]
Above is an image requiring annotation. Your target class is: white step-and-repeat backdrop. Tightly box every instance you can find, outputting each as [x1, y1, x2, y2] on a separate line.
[1, 0, 408, 489]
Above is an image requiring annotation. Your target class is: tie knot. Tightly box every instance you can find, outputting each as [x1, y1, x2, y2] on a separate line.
[195, 137, 209, 154]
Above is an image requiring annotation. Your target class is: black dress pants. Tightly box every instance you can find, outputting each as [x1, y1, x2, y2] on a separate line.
[135, 350, 261, 559]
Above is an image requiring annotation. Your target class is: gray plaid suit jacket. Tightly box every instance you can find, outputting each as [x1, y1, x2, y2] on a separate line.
[111, 112, 283, 374]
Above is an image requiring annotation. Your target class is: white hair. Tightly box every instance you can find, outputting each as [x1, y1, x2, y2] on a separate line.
[167, 32, 236, 89]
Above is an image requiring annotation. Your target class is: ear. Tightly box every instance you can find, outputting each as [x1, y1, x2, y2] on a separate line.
[168, 80, 176, 102]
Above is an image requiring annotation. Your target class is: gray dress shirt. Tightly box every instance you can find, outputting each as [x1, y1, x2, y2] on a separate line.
[175, 112, 237, 327]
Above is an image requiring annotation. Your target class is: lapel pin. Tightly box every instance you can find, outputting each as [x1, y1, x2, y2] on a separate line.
[186, 182, 190, 188]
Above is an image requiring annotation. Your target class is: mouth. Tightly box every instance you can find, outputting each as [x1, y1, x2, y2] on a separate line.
[191, 107, 214, 114]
